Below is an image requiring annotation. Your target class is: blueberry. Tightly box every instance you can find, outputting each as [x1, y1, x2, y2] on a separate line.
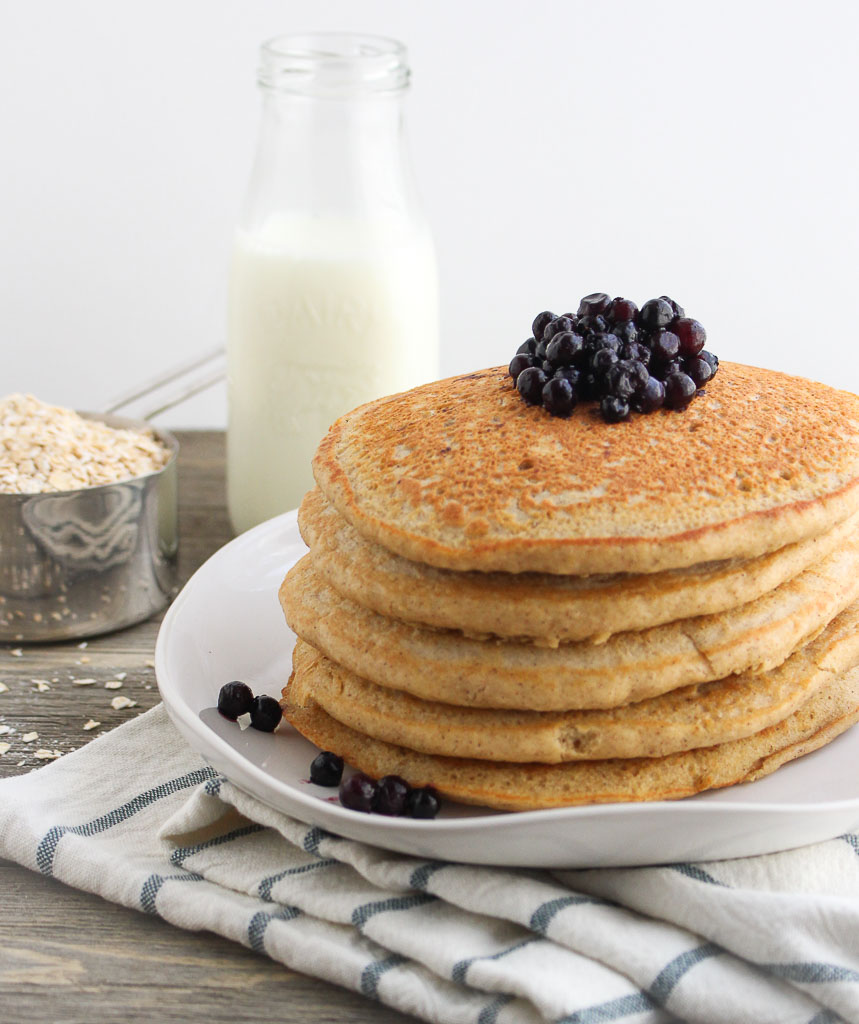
[373, 775, 410, 816]
[217, 680, 254, 721]
[673, 318, 707, 356]
[546, 331, 583, 368]
[578, 313, 608, 334]
[633, 376, 666, 413]
[606, 297, 639, 323]
[339, 772, 378, 812]
[531, 311, 555, 343]
[405, 786, 441, 819]
[699, 350, 719, 377]
[591, 332, 621, 353]
[577, 292, 612, 317]
[664, 371, 698, 409]
[516, 338, 537, 356]
[553, 366, 581, 386]
[639, 298, 675, 331]
[627, 359, 650, 391]
[534, 339, 548, 360]
[508, 353, 535, 381]
[542, 377, 577, 417]
[310, 751, 344, 787]
[516, 366, 548, 405]
[620, 342, 650, 367]
[659, 295, 685, 318]
[600, 395, 630, 422]
[591, 347, 619, 374]
[652, 357, 683, 381]
[542, 315, 575, 342]
[650, 329, 680, 363]
[607, 360, 646, 401]
[612, 320, 639, 346]
[249, 694, 282, 732]
[685, 356, 713, 386]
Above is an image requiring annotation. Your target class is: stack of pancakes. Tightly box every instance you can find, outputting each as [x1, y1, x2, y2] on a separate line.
[280, 363, 859, 810]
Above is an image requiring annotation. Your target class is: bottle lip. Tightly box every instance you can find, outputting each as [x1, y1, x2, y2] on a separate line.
[258, 32, 410, 96]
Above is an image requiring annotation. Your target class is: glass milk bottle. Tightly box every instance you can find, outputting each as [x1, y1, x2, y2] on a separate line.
[227, 33, 439, 533]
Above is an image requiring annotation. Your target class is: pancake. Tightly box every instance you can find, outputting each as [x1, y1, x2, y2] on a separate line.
[287, 598, 859, 761]
[300, 487, 859, 643]
[312, 363, 859, 575]
[281, 661, 859, 810]
[280, 532, 859, 710]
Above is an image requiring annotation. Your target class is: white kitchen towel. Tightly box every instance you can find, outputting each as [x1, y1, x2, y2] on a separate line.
[0, 705, 857, 1024]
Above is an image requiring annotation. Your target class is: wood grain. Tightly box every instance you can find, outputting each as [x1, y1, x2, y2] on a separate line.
[0, 431, 414, 1024]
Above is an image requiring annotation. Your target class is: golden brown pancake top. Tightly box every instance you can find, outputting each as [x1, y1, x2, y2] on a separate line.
[313, 362, 859, 574]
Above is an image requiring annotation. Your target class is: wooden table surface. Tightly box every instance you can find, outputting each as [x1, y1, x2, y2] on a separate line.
[0, 431, 413, 1024]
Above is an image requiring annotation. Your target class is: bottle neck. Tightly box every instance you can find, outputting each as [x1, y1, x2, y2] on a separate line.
[240, 33, 424, 236]
[242, 86, 424, 235]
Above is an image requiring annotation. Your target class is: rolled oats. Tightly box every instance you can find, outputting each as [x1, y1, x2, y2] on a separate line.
[0, 394, 170, 494]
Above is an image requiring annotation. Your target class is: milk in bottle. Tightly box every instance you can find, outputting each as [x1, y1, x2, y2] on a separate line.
[227, 34, 439, 532]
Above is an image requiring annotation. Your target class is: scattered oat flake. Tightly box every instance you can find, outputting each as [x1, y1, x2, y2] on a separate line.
[116, 672, 127, 680]
[237, 712, 252, 731]
[78, 656, 91, 664]
[72, 678, 96, 686]
[0, 742, 10, 755]
[145, 660, 155, 669]
[77, 642, 88, 649]
[34, 749, 62, 760]
[10, 648, 23, 658]
[0, 682, 8, 693]
[110, 696, 137, 710]
[0, 725, 11, 735]
[33, 680, 51, 692]
[22, 731, 38, 742]
[104, 680, 123, 690]
[82, 719, 101, 731]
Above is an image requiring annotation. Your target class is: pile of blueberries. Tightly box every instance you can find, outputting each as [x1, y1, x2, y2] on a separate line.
[217, 682, 440, 818]
[509, 293, 718, 422]
[310, 751, 441, 819]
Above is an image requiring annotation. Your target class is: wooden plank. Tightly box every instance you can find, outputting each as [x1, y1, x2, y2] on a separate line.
[0, 862, 413, 1023]
[0, 430, 415, 1024]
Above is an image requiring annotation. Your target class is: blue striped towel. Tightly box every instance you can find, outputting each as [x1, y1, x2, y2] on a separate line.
[1, 705, 857, 1024]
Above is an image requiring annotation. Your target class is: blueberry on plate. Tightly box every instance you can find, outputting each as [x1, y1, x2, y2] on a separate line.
[217, 680, 254, 721]
[310, 751, 344, 787]
[339, 772, 378, 813]
[373, 775, 410, 816]
[405, 786, 441, 819]
[249, 694, 283, 732]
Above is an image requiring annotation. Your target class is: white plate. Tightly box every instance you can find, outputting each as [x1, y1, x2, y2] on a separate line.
[155, 512, 859, 868]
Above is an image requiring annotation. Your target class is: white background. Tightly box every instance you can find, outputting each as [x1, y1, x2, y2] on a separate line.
[1, 0, 857, 427]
